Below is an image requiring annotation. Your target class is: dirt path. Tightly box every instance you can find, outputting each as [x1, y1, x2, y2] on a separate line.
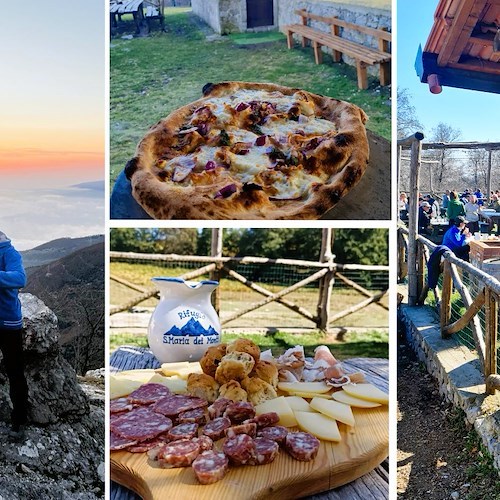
[397, 337, 500, 499]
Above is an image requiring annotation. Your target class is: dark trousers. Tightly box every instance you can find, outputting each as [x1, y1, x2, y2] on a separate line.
[454, 244, 470, 262]
[0, 328, 29, 426]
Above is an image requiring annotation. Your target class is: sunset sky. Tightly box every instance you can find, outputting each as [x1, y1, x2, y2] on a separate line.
[0, 0, 104, 249]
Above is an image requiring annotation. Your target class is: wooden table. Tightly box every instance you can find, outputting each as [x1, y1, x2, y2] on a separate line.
[110, 346, 389, 500]
[110, 0, 145, 35]
[479, 211, 500, 234]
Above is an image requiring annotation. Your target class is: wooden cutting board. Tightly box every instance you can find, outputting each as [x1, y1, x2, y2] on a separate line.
[111, 405, 388, 500]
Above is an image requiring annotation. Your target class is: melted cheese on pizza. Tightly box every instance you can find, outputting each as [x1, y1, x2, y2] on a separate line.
[158, 88, 338, 201]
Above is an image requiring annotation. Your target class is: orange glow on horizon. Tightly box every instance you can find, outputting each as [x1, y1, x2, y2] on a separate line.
[0, 124, 103, 173]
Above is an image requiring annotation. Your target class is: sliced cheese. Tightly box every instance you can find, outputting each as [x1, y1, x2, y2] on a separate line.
[332, 391, 382, 408]
[148, 373, 187, 394]
[342, 383, 389, 405]
[109, 375, 143, 400]
[278, 381, 331, 394]
[310, 397, 355, 427]
[114, 370, 157, 384]
[255, 396, 297, 427]
[288, 391, 331, 399]
[160, 362, 202, 379]
[284, 396, 314, 412]
[294, 410, 341, 442]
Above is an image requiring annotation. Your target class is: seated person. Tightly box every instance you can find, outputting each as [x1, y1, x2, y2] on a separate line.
[442, 216, 471, 261]
[418, 202, 432, 235]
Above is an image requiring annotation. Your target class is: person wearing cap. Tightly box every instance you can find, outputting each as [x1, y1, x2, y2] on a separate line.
[446, 190, 465, 225]
[442, 216, 471, 261]
[418, 201, 433, 235]
[0, 231, 29, 439]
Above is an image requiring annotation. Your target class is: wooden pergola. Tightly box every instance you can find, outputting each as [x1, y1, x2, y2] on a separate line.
[415, 0, 500, 93]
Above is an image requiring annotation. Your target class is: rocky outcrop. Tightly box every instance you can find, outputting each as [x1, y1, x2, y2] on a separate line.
[19, 293, 89, 424]
[0, 294, 104, 498]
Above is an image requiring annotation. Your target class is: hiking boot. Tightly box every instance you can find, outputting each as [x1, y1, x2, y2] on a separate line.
[9, 424, 26, 441]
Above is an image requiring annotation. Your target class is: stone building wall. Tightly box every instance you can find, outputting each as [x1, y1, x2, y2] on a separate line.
[191, 0, 222, 33]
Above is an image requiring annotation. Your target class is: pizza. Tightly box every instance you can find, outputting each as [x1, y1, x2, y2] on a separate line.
[124, 81, 369, 219]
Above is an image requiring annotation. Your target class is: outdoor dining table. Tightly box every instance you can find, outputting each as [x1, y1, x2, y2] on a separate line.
[479, 210, 500, 233]
[109, 346, 389, 500]
[110, 0, 145, 34]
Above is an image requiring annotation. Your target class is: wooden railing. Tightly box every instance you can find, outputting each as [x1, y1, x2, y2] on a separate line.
[398, 225, 500, 394]
[109, 251, 388, 332]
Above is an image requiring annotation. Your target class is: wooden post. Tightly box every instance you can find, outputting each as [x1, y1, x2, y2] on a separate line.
[210, 228, 223, 314]
[416, 243, 426, 303]
[356, 60, 368, 90]
[485, 288, 498, 394]
[486, 149, 492, 201]
[398, 133, 424, 306]
[440, 260, 453, 337]
[317, 228, 335, 331]
[330, 20, 342, 62]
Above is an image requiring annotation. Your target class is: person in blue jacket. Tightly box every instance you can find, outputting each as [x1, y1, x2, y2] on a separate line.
[442, 216, 471, 261]
[0, 231, 29, 439]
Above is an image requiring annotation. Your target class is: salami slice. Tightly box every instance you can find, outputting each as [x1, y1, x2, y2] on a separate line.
[192, 435, 214, 452]
[127, 383, 171, 405]
[127, 434, 169, 453]
[208, 398, 232, 419]
[224, 401, 255, 424]
[110, 431, 137, 451]
[110, 397, 134, 414]
[167, 422, 199, 442]
[192, 450, 229, 485]
[153, 394, 208, 417]
[202, 417, 231, 441]
[256, 425, 288, 446]
[285, 432, 320, 462]
[245, 412, 279, 429]
[223, 434, 256, 466]
[177, 407, 207, 425]
[225, 422, 257, 439]
[157, 439, 200, 468]
[111, 406, 173, 442]
[251, 437, 279, 465]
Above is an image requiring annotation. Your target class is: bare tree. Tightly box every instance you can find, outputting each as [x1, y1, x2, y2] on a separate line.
[427, 122, 462, 191]
[397, 88, 424, 139]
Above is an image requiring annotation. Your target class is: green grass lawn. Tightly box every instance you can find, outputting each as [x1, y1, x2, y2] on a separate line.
[110, 329, 388, 359]
[110, 8, 391, 187]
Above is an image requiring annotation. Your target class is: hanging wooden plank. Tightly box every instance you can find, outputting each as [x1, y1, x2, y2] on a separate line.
[221, 268, 328, 325]
[223, 267, 317, 323]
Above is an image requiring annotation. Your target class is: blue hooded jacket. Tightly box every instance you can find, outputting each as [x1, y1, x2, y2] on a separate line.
[0, 238, 26, 329]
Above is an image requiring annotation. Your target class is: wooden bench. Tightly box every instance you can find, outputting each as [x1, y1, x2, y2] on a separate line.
[143, 0, 165, 32]
[283, 10, 391, 90]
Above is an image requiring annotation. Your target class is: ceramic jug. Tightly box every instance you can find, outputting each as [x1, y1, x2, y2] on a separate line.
[148, 277, 221, 363]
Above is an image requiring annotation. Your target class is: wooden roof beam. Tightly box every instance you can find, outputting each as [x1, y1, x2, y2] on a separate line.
[437, 0, 488, 66]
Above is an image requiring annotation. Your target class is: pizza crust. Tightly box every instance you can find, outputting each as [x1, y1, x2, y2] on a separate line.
[125, 81, 369, 220]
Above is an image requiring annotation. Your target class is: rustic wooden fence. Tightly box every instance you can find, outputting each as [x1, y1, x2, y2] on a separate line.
[398, 225, 500, 395]
[110, 229, 389, 332]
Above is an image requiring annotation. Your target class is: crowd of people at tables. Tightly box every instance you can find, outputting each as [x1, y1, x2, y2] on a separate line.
[399, 188, 500, 261]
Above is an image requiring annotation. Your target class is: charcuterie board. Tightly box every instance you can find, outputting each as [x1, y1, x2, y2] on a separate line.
[111, 404, 388, 500]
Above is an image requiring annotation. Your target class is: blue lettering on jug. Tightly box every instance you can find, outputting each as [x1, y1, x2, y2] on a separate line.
[177, 309, 206, 321]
